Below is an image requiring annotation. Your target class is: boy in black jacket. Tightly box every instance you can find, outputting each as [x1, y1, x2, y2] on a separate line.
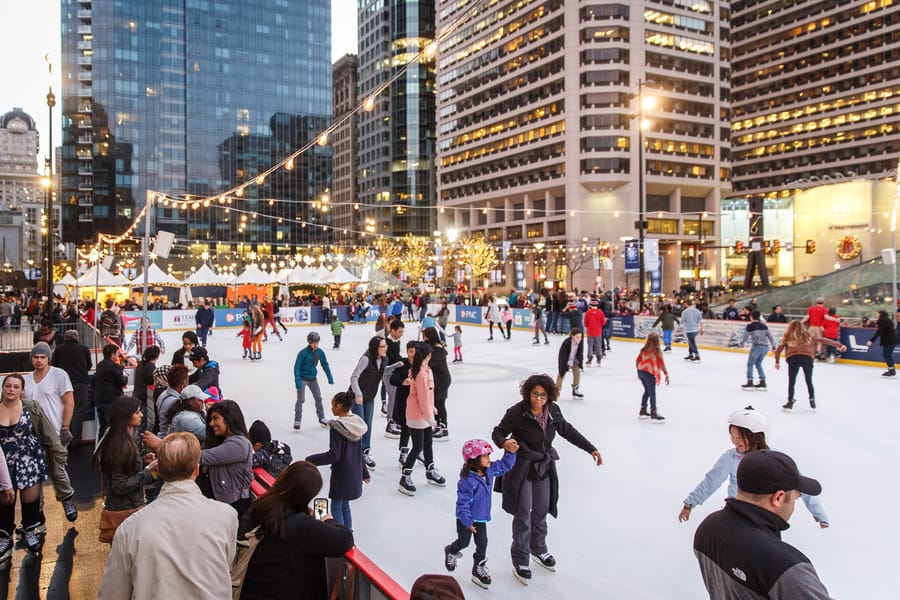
[389, 341, 417, 467]
[249, 420, 293, 478]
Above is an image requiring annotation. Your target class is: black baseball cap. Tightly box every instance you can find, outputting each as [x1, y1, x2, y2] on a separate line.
[188, 346, 208, 361]
[737, 450, 822, 496]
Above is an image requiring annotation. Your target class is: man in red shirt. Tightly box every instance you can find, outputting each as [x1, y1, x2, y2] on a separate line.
[583, 298, 607, 366]
[801, 297, 828, 359]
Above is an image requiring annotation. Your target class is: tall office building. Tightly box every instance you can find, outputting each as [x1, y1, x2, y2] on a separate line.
[436, 0, 732, 293]
[59, 0, 333, 260]
[728, 0, 900, 281]
[0, 108, 48, 269]
[357, 0, 436, 241]
[333, 54, 360, 247]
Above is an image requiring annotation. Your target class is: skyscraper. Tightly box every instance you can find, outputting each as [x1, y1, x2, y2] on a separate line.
[332, 54, 360, 247]
[59, 0, 333, 260]
[357, 0, 436, 241]
[435, 0, 731, 294]
[0, 108, 45, 269]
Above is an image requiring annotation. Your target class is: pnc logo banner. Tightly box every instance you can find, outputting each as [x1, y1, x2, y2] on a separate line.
[456, 307, 483, 324]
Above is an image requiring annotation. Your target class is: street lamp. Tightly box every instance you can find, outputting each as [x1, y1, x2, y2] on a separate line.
[44, 55, 56, 317]
[631, 79, 655, 304]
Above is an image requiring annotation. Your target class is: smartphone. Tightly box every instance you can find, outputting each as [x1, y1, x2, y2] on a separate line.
[313, 497, 329, 520]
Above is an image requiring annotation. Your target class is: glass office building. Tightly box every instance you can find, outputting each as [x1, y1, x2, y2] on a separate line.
[60, 0, 333, 258]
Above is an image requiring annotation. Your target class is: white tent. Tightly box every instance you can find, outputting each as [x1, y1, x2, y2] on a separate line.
[286, 266, 312, 284]
[270, 267, 292, 284]
[130, 262, 181, 286]
[233, 264, 273, 285]
[76, 264, 130, 287]
[183, 264, 226, 286]
[56, 273, 78, 286]
[327, 265, 367, 284]
[307, 265, 332, 284]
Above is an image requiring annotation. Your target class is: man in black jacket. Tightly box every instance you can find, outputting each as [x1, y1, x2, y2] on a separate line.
[693, 450, 831, 599]
[93, 343, 128, 439]
[51, 329, 92, 446]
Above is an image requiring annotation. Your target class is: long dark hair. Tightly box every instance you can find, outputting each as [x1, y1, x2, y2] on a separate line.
[365, 335, 383, 362]
[205, 399, 249, 447]
[94, 395, 141, 475]
[411, 342, 432, 378]
[422, 327, 441, 347]
[247, 461, 322, 539]
[731, 426, 769, 452]
[459, 456, 486, 479]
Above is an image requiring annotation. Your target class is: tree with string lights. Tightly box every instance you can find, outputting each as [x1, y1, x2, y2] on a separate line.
[564, 247, 593, 290]
[397, 234, 432, 283]
[460, 237, 497, 286]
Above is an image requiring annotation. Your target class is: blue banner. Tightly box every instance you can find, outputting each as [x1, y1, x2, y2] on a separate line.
[455, 305, 483, 324]
[649, 260, 663, 295]
[624, 240, 640, 273]
[122, 311, 164, 330]
[608, 315, 634, 339]
[841, 327, 900, 363]
[512, 308, 534, 329]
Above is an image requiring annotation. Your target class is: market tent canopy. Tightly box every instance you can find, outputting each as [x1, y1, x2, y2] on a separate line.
[270, 267, 292, 284]
[183, 264, 226, 286]
[327, 265, 367, 284]
[76, 265, 130, 287]
[286, 266, 313, 284]
[56, 273, 77, 286]
[130, 262, 181, 286]
[233, 264, 273, 285]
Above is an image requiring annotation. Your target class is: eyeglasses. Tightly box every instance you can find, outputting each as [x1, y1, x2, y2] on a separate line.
[530, 391, 548, 399]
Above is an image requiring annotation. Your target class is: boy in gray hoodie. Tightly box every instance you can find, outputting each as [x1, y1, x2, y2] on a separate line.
[738, 310, 777, 390]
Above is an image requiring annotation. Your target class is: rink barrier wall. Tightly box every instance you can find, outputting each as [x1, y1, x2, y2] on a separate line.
[124, 308, 892, 367]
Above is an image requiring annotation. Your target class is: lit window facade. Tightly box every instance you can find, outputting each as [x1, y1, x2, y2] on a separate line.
[435, 0, 731, 291]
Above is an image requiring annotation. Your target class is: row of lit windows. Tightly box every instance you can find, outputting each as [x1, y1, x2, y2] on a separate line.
[735, 122, 896, 161]
[733, 145, 894, 180]
[442, 121, 565, 168]
[440, 152, 565, 200]
[645, 30, 714, 55]
[734, 85, 898, 131]
[734, 103, 898, 146]
[733, 70, 900, 114]
[445, 103, 560, 151]
[644, 9, 712, 35]
[440, 81, 564, 136]
[731, 157, 892, 193]
[732, 0, 892, 43]
[647, 52, 716, 79]
[442, 59, 565, 116]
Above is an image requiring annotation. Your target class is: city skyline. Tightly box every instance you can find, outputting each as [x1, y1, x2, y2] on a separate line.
[0, 0, 359, 171]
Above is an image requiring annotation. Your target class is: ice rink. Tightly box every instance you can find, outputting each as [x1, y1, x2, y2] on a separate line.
[154, 320, 897, 598]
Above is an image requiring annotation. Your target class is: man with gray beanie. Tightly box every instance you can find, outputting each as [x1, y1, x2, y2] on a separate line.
[51, 329, 92, 446]
[693, 450, 830, 599]
[24, 342, 78, 522]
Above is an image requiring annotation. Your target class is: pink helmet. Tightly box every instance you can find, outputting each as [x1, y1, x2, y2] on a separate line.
[462, 439, 493, 461]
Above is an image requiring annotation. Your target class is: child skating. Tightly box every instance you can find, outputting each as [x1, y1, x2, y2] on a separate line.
[451, 325, 463, 363]
[292, 331, 335, 429]
[774, 320, 846, 412]
[236, 320, 252, 359]
[738, 310, 776, 391]
[677, 405, 829, 527]
[444, 438, 518, 588]
[331, 317, 345, 349]
[636, 332, 669, 422]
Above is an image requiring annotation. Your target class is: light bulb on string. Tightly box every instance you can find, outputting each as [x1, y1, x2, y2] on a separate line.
[256, 174, 266, 186]
[235, 186, 244, 197]
[362, 96, 376, 112]
[285, 158, 294, 171]
[317, 132, 329, 147]
[423, 41, 438, 60]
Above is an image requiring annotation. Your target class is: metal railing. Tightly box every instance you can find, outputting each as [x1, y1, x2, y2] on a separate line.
[0, 321, 107, 353]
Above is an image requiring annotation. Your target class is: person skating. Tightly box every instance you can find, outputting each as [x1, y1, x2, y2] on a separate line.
[350, 336, 387, 470]
[556, 328, 584, 399]
[292, 332, 335, 430]
[866, 310, 897, 377]
[451, 325, 464, 362]
[681, 302, 703, 362]
[652, 305, 679, 352]
[774, 321, 846, 412]
[389, 342, 417, 468]
[738, 310, 776, 391]
[443, 439, 518, 588]
[330, 318, 345, 349]
[236, 320, 252, 359]
[678, 406, 828, 528]
[583, 299, 606, 366]
[398, 342, 446, 495]
[484, 296, 503, 341]
[531, 304, 549, 345]
[636, 333, 669, 422]
[423, 327, 451, 441]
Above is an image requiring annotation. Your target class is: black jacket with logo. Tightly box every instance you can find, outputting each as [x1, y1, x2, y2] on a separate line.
[694, 498, 831, 599]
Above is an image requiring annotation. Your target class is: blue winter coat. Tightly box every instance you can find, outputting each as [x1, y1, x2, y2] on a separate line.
[306, 415, 370, 501]
[455, 451, 516, 528]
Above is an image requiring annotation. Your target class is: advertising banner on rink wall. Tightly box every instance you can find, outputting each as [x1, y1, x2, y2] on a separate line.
[632, 315, 787, 350]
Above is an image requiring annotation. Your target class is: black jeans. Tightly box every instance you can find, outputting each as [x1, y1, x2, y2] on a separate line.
[787, 355, 815, 400]
[403, 427, 433, 470]
[450, 519, 488, 562]
[883, 345, 896, 369]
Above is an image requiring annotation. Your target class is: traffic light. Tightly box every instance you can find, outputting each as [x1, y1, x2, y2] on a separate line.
[771, 239, 780, 254]
[805, 239, 816, 254]
[734, 241, 744, 255]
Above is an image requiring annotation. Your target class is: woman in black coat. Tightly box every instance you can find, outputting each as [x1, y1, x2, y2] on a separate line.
[866, 309, 898, 377]
[423, 327, 451, 439]
[492, 374, 602, 585]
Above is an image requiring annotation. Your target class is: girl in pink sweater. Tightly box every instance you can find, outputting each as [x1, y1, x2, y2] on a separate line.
[399, 342, 446, 495]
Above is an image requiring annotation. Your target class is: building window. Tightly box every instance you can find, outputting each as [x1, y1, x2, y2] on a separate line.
[506, 225, 522, 240]
[488, 228, 502, 242]
[683, 220, 715, 236]
[548, 220, 566, 236]
[647, 219, 678, 234]
[527, 223, 544, 238]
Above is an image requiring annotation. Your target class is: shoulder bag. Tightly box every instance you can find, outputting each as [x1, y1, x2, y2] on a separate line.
[231, 525, 263, 600]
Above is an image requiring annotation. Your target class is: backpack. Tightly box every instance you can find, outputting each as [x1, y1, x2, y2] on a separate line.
[254, 441, 293, 478]
[98, 310, 121, 337]
[231, 525, 263, 600]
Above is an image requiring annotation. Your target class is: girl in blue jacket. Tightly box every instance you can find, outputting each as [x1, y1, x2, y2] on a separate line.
[443, 439, 517, 588]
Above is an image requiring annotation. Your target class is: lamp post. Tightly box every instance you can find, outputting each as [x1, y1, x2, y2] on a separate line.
[44, 56, 56, 317]
[632, 79, 655, 305]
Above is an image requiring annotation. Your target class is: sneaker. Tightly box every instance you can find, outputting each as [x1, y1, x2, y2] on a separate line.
[472, 559, 491, 588]
[531, 552, 557, 572]
[62, 495, 78, 522]
[444, 545, 461, 572]
[319, 418, 329, 428]
[22, 527, 42, 553]
[0, 534, 11, 563]
[809, 398, 816, 409]
[363, 450, 376, 470]
[754, 380, 767, 391]
[384, 420, 401, 438]
[782, 399, 794, 412]
[513, 565, 532, 585]
[398, 447, 410, 468]
[293, 420, 300, 430]
[650, 411, 666, 423]
[399, 469, 416, 496]
[639, 407, 650, 420]
[426, 464, 446, 486]
[572, 386, 584, 399]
